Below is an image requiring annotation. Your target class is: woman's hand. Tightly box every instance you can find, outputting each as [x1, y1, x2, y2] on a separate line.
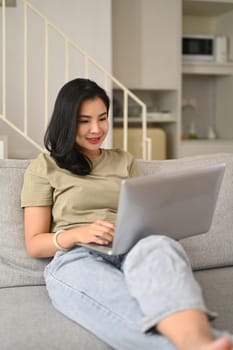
[24, 206, 115, 257]
[74, 220, 115, 245]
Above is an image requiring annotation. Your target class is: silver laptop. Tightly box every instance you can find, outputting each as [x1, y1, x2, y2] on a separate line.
[79, 163, 225, 255]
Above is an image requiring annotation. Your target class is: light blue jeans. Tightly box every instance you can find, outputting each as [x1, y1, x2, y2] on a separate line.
[44, 235, 227, 350]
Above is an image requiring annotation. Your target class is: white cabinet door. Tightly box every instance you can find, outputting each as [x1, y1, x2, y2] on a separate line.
[112, 0, 181, 89]
[140, 0, 181, 89]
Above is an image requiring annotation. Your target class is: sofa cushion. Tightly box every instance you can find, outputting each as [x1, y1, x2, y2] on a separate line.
[138, 153, 233, 271]
[195, 267, 233, 332]
[0, 285, 112, 350]
[0, 159, 49, 287]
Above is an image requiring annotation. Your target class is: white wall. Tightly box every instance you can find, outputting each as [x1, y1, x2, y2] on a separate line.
[0, 0, 112, 158]
[29, 0, 112, 72]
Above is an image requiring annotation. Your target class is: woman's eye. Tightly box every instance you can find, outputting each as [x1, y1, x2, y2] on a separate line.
[79, 120, 89, 123]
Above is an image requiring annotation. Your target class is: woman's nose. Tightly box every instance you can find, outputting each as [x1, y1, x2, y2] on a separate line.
[90, 121, 100, 133]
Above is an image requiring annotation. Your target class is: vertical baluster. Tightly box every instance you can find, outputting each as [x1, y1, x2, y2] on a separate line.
[141, 103, 147, 159]
[84, 55, 89, 78]
[2, 0, 6, 118]
[123, 90, 128, 151]
[104, 73, 108, 94]
[65, 39, 69, 82]
[44, 20, 49, 129]
[23, 0, 28, 135]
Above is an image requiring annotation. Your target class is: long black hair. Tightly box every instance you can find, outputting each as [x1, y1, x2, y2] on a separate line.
[44, 78, 110, 175]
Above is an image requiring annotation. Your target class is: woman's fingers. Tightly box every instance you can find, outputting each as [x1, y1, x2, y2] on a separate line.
[92, 221, 115, 244]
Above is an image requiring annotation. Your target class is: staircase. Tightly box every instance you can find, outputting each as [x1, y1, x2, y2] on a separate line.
[0, 0, 151, 160]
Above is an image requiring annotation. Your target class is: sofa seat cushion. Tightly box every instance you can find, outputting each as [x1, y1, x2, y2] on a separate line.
[138, 153, 233, 271]
[0, 285, 112, 350]
[194, 267, 233, 332]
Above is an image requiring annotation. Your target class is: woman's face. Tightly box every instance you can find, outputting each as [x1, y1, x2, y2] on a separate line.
[76, 97, 109, 158]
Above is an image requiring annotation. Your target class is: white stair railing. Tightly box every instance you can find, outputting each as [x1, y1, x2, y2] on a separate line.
[0, 0, 152, 159]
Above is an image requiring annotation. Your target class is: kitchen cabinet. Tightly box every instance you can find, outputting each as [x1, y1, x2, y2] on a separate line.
[180, 139, 233, 157]
[112, 0, 233, 159]
[113, 127, 167, 160]
[181, 0, 233, 156]
[112, 0, 181, 89]
[112, 88, 180, 159]
[112, 0, 181, 159]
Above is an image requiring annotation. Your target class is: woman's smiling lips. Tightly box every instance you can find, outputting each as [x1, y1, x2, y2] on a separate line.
[87, 137, 101, 144]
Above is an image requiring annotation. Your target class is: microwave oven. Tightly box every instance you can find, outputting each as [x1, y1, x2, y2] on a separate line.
[182, 35, 215, 61]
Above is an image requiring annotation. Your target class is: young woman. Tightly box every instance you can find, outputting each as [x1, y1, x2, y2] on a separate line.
[21, 78, 233, 350]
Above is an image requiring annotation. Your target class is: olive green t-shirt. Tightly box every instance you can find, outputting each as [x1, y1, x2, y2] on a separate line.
[21, 149, 143, 232]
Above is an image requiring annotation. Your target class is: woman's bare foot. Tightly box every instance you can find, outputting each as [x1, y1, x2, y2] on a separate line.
[201, 337, 233, 350]
[157, 309, 233, 350]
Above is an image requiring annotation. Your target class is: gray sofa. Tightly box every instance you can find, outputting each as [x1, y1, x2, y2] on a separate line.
[0, 153, 233, 350]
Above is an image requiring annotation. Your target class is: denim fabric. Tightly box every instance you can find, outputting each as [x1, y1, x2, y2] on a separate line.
[44, 235, 222, 350]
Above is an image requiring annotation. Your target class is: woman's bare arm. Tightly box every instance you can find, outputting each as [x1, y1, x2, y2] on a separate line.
[24, 206, 115, 258]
